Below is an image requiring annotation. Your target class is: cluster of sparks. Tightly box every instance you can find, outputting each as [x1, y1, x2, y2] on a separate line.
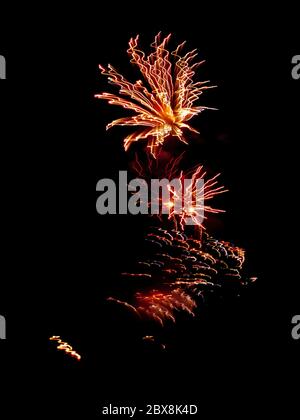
[132, 152, 228, 230]
[49, 336, 81, 361]
[170, 165, 227, 230]
[108, 227, 255, 327]
[96, 33, 215, 157]
[109, 289, 196, 327]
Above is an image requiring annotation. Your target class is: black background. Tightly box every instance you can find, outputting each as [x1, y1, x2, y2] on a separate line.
[1, 4, 299, 418]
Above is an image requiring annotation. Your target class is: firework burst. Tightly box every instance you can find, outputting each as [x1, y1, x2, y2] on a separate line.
[96, 33, 215, 157]
[166, 164, 228, 230]
[131, 152, 228, 230]
[107, 227, 255, 329]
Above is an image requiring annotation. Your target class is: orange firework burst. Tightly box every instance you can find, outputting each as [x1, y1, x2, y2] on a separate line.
[96, 33, 215, 157]
[107, 227, 252, 328]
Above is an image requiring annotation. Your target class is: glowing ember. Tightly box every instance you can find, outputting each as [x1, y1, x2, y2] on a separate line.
[96, 33, 215, 157]
[49, 336, 81, 361]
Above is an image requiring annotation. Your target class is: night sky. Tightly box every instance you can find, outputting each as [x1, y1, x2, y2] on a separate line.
[1, 5, 299, 418]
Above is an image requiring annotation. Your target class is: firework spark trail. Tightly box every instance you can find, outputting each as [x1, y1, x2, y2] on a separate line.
[107, 297, 140, 317]
[107, 227, 253, 326]
[135, 289, 197, 326]
[96, 33, 216, 157]
[49, 336, 81, 361]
